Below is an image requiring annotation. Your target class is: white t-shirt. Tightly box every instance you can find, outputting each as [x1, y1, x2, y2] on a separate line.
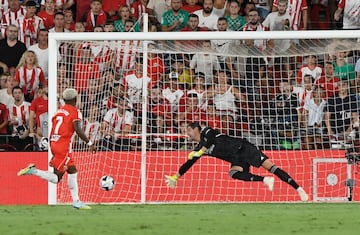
[124, 73, 151, 104]
[190, 53, 220, 84]
[28, 44, 49, 78]
[194, 10, 219, 30]
[262, 11, 292, 52]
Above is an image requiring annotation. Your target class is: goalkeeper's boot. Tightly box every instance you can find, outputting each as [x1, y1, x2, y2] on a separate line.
[17, 163, 36, 176]
[73, 201, 92, 210]
[297, 187, 309, 202]
[263, 176, 275, 191]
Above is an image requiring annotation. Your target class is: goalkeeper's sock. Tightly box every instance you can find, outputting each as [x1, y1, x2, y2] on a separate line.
[33, 169, 58, 184]
[231, 171, 264, 181]
[68, 173, 80, 202]
[270, 166, 299, 189]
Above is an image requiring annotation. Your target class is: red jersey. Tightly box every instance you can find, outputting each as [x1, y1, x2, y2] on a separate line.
[314, 76, 340, 99]
[37, 10, 55, 30]
[50, 104, 82, 156]
[0, 103, 9, 134]
[73, 61, 101, 92]
[30, 96, 48, 126]
[148, 56, 165, 87]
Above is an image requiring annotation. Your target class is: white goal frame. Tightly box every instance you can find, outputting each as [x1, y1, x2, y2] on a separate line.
[48, 27, 360, 205]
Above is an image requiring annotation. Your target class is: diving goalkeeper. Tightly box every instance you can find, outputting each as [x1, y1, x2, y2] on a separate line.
[165, 122, 309, 201]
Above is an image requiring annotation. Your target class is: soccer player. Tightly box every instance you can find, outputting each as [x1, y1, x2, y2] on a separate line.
[17, 88, 96, 209]
[165, 122, 309, 202]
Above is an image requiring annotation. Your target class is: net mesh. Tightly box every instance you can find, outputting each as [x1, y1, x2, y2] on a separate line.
[53, 35, 360, 203]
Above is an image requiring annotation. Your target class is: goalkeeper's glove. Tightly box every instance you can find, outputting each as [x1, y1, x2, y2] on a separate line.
[165, 174, 179, 188]
[187, 149, 205, 160]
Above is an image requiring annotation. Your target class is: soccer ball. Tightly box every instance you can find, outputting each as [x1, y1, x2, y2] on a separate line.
[100, 175, 115, 191]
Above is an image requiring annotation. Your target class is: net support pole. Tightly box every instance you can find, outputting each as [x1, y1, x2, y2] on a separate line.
[140, 13, 149, 204]
[48, 32, 58, 205]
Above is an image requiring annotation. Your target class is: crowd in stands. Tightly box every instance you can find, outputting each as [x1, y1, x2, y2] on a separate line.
[0, 0, 359, 151]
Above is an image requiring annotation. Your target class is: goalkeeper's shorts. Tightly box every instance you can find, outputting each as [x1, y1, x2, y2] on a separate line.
[231, 142, 268, 168]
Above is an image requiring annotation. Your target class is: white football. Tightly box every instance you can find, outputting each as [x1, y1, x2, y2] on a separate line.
[100, 175, 115, 191]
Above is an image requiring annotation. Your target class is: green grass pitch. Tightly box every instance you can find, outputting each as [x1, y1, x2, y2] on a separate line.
[1, 203, 359, 235]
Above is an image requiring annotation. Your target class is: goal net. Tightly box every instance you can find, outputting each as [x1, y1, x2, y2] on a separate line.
[49, 29, 360, 204]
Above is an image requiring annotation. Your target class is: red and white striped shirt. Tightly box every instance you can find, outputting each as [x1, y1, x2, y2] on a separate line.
[103, 108, 134, 135]
[273, 0, 308, 30]
[17, 15, 44, 47]
[115, 40, 141, 76]
[296, 64, 323, 86]
[242, 22, 267, 51]
[83, 119, 101, 143]
[8, 101, 31, 135]
[1, 6, 26, 36]
[16, 66, 46, 98]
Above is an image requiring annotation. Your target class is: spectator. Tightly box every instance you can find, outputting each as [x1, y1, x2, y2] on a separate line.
[73, 45, 101, 93]
[296, 55, 323, 87]
[28, 84, 48, 148]
[123, 56, 151, 109]
[162, 72, 185, 113]
[37, 0, 55, 30]
[0, 24, 26, 72]
[226, 0, 246, 31]
[187, 72, 210, 110]
[0, 0, 26, 36]
[103, 20, 114, 32]
[181, 13, 207, 32]
[176, 92, 202, 125]
[302, 86, 327, 150]
[161, 0, 189, 32]
[82, 102, 102, 148]
[334, 0, 360, 29]
[272, 0, 308, 30]
[101, 97, 134, 151]
[93, 25, 104, 32]
[17, 0, 45, 48]
[212, 0, 227, 17]
[75, 0, 91, 22]
[148, 42, 165, 88]
[103, 82, 126, 113]
[211, 17, 237, 75]
[147, 0, 171, 30]
[114, 5, 140, 32]
[0, 72, 16, 106]
[182, 0, 202, 14]
[131, 0, 148, 27]
[270, 79, 300, 150]
[194, 0, 219, 31]
[102, 0, 124, 21]
[333, 49, 356, 93]
[63, 10, 75, 31]
[254, 0, 271, 20]
[0, 98, 9, 145]
[203, 70, 244, 131]
[314, 61, 340, 99]
[49, 11, 70, 33]
[242, 8, 267, 51]
[0, 72, 7, 89]
[190, 40, 220, 85]
[325, 80, 358, 142]
[40, 0, 74, 12]
[28, 28, 48, 79]
[82, 0, 109, 32]
[262, 0, 292, 53]
[15, 50, 46, 102]
[7, 86, 33, 151]
[74, 21, 86, 32]
[167, 54, 192, 89]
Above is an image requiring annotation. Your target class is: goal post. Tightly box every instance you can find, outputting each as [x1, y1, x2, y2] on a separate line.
[48, 29, 360, 204]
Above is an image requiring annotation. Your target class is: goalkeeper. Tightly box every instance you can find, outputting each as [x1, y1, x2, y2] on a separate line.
[165, 122, 309, 201]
